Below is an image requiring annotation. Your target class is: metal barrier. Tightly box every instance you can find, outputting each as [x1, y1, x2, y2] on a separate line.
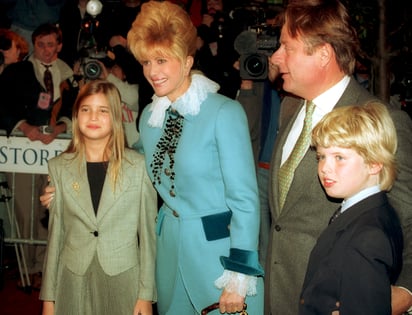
[0, 130, 71, 290]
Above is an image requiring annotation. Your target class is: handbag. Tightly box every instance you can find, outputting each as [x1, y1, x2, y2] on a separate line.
[201, 302, 248, 315]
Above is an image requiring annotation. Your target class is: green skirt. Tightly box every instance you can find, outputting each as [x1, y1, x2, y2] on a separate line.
[54, 254, 140, 315]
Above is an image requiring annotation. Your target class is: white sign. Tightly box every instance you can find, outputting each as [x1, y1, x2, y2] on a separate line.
[0, 135, 71, 174]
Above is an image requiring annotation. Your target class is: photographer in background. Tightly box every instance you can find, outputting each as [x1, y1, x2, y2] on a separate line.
[234, 4, 284, 267]
[59, 0, 98, 68]
[196, 0, 243, 99]
[0, 28, 29, 75]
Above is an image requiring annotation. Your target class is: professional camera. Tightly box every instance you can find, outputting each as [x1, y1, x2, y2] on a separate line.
[234, 24, 279, 80]
[78, 49, 109, 80]
[76, 0, 106, 80]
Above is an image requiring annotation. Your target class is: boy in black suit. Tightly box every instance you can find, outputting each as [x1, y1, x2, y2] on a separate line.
[299, 102, 403, 315]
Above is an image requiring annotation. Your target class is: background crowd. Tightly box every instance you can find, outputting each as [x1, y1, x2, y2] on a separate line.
[0, 0, 411, 315]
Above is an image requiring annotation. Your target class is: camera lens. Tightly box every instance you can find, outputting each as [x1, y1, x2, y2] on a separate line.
[244, 54, 267, 78]
[83, 60, 102, 80]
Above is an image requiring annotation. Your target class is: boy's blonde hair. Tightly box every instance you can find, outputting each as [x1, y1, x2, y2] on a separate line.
[127, 0, 197, 64]
[66, 80, 125, 188]
[311, 102, 397, 191]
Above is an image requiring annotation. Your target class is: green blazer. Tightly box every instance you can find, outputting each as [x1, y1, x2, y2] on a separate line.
[264, 77, 412, 315]
[40, 149, 158, 302]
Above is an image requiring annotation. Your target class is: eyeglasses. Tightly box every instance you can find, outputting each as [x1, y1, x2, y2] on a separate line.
[201, 302, 248, 315]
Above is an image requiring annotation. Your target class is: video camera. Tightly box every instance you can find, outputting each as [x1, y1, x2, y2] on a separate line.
[78, 48, 110, 80]
[234, 24, 279, 80]
[76, 0, 107, 80]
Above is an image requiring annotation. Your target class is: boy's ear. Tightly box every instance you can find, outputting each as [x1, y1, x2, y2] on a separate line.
[369, 162, 383, 175]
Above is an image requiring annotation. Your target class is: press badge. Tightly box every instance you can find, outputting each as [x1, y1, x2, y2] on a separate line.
[38, 92, 51, 110]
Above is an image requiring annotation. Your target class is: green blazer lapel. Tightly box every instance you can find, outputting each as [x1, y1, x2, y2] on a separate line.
[95, 159, 133, 222]
[95, 175, 115, 222]
[64, 158, 96, 222]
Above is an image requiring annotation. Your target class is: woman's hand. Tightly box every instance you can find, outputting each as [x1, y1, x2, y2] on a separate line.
[391, 285, 412, 315]
[42, 301, 55, 315]
[219, 289, 245, 314]
[40, 184, 55, 208]
[133, 299, 153, 315]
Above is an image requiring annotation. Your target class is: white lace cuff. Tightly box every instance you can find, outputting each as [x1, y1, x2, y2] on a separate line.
[214, 270, 258, 297]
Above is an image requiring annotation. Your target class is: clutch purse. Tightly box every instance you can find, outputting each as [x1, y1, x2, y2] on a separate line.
[201, 302, 248, 315]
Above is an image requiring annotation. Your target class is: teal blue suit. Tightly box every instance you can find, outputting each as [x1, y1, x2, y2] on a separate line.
[137, 90, 264, 314]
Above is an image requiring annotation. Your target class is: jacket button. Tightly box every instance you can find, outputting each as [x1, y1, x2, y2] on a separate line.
[275, 225, 281, 231]
[93, 231, 99, 237]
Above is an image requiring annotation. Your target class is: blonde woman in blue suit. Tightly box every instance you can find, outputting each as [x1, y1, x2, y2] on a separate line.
[39, 80, 157, 315]
[127, 1, 264, 314]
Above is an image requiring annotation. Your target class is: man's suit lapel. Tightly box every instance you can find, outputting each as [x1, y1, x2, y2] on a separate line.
[271, 97, 305, 217]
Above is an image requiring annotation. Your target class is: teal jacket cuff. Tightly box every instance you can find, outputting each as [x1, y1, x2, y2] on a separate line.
[220, 248, 264, 276]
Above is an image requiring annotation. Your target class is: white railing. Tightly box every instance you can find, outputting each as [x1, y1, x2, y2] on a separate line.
[0, 130, 71, 289]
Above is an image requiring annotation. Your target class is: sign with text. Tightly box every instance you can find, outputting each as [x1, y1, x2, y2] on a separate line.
[0, 135, 70, 174]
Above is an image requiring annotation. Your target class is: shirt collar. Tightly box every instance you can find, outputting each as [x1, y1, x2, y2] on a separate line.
[341, 185, 381, 213]
[312, 75, 350, 123]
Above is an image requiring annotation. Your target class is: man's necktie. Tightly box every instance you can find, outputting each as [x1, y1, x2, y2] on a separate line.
[43, 64, 54, 108]
[329, 206, 342, 224]
[278, 100, 316, 209]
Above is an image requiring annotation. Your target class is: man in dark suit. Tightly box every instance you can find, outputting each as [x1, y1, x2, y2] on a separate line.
[0, 23, 75, 290]
[264, 0, 412, 314]
[0, 23, 74, 142]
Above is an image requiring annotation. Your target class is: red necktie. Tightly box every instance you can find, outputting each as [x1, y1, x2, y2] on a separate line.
[43, 64, 54, 107]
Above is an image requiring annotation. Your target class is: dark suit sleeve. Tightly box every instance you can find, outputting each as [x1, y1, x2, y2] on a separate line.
[0, 61, 40, 135]
[236, 82, 264, 164]
[388, 109, 412, 290]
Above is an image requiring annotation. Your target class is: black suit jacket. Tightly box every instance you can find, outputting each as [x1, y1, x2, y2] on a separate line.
[299, 192, 403, 315]
[0, 61, 47, 134]
[0, 60, 74, 135]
